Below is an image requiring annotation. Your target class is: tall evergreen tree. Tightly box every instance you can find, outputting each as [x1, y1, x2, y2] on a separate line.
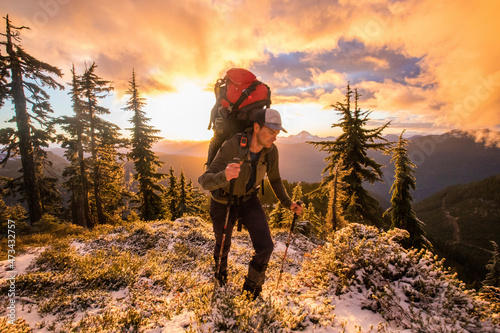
[165, 167, 179, 220]
[95, 120, 130, 222]
[325, 161, 348, 232]
[60, 138, 85, 225]
[177, 169, 195, 218]
[124, 70, 166, 221]
[0, 15, 64, 224]
[73, 64, 92, 226]
[58, 65, 94, 227]
[384, 131, 431, 249]
[310, 84, 390, 227]
[60, 65, 126, 226]
[79, 62, 113, 225]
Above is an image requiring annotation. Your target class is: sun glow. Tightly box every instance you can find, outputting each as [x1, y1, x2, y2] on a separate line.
[147, 82, 216, 141]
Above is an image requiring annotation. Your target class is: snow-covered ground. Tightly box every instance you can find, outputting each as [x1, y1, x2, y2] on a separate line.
[1, 218, 498, 332]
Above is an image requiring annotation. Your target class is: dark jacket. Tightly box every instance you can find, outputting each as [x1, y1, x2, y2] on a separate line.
[198, 133, 292, 208]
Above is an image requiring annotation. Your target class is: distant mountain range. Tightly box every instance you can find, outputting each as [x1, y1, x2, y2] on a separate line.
[277, 129, 500, 204]
[158, 129, 499, 203]
[2, 129, 499, 206]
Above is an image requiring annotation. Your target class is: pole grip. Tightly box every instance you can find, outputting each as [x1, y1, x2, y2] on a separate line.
[227, 157, 240, 207]
[290, 200, 303, 231]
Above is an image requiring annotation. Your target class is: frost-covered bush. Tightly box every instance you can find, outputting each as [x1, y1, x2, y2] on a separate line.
[0, 317, 31, 333]
[295, 223, 499, 332]
[189, 284, 336, 333]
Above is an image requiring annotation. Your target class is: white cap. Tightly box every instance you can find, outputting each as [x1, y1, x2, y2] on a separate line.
[255, 108, 287, 133]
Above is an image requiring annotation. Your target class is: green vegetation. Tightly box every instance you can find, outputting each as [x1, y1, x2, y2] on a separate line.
[384, 131, 431, 250]
[0, 15, 64, 225]
[415, 174, 500, 288]
[310, 84, 391, 228]
[0, 16, 202, 230]
[124, 70, 167, 221]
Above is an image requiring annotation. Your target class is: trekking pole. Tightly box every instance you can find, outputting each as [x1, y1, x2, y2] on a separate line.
[214, 158, 240, 289]
[276, 200, 303, 291]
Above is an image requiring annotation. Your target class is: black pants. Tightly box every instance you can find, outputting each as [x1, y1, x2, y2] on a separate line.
[210, 194, 273, 286]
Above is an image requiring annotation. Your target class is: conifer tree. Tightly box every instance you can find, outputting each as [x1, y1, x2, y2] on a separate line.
[0, 48, 7, 107]
[188, 179, 207, 217]
[310, 84, 390, 227]
[124, 70, 167, 221]
[302, 202, 321, 236]
[58, 65, 93, 227]
[79, 62, 113, 225]
[0, 15, 64, 225]
[35, 148, 63, 217]
[324, 161, 348, 232]
[0, 177, 27, 225]
[292, 182, 303, 202]
[61, 139, 85, 225]
[483, 241, 500, 288]
[165, 167, 180, 220]
[177, 169, 194, 217]
[94, 120, 130, 222]
[384, 131, 431, 249]
[269, 201, 289, 228]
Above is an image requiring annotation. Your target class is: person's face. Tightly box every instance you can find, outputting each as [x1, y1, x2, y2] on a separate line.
[255, 124, 280, 148]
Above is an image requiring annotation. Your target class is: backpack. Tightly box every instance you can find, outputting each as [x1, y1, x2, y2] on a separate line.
[205, 68, 271, 166]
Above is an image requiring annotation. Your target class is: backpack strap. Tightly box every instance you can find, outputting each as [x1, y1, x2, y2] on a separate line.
[229, 80, 262, 112]
[235, 132, 250, 162]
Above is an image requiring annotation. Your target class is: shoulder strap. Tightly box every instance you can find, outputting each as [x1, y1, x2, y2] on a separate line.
[230, 80, 261, 112]
[235, 132, 250, 162]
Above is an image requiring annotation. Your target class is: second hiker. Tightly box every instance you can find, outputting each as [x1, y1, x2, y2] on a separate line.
[198, 108, 303, 299]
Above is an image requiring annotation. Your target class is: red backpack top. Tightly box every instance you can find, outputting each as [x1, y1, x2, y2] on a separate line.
[221, 68, 270, 111]
[205, 68, 272, 166]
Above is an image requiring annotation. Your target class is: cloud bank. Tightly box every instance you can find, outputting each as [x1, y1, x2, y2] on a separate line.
[2, 0, 499, 133]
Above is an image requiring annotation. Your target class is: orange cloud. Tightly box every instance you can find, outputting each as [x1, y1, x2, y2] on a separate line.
[371, 0, 500, 130]
[4, 0, 268, 92]
[2, 0, 499, 133]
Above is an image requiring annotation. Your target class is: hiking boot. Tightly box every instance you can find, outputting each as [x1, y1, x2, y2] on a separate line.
[215, 271, 228, 286]
[242, 278, 262, 300]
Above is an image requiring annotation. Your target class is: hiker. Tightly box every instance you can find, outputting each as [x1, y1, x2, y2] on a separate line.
[198, 108, 303, 299]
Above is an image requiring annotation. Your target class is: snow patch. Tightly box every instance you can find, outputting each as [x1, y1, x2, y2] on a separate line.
[0, 247, 44, 278]
[159, 311, 194, 333]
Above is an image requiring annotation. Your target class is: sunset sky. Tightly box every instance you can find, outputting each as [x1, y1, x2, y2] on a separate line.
[1, 0, 499, 141]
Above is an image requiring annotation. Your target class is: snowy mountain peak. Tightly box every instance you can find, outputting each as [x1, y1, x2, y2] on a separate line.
[294, 130, 316, 140]
[278, 130, 335, 143]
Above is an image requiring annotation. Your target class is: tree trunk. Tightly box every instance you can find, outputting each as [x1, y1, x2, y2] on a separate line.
[72, 187, 85, 227]
[89, 102, 106, 225]
[77, 127, 93, 228]
[330, 163, 340, 232]
[142, 187, 150, 220]
[331, 177, 338, 232]
[6, 23, 42, 225]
